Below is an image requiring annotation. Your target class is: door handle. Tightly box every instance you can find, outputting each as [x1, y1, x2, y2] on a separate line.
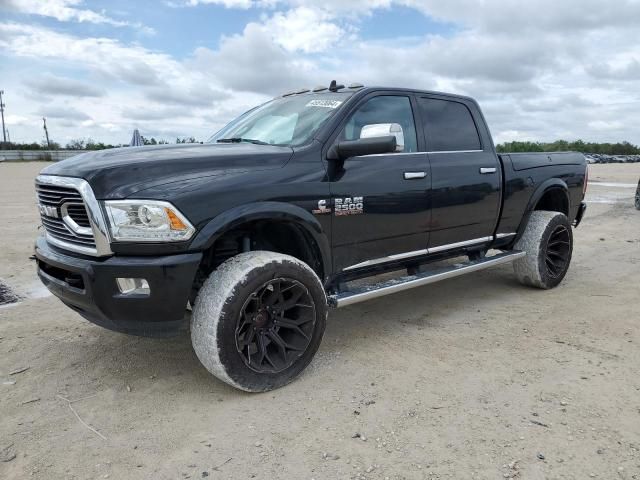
[404, 171, 427, 180]
[480, 167, 497, 174]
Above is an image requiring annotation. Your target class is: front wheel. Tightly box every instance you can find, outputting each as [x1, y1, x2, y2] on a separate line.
[513, 211, 573, 289]
[635, 180, 640, 210]
[191, 251, 327, 392]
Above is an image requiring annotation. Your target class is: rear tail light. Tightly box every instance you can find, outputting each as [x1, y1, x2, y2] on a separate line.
[583, 165, 589, 196]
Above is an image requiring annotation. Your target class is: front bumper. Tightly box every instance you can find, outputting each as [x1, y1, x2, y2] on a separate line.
[35, 235, 202, 337]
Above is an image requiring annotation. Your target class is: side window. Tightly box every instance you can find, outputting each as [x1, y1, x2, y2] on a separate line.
[341, 96, 418, 153]
[418, 98, 481, 152]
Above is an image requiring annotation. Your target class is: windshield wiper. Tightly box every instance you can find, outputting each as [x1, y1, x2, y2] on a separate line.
[216, 137, 271, 145]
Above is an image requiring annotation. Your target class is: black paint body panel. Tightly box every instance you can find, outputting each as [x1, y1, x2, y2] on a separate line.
[35, 87, 587, 335]
[34, 235, 201, 336]
[509, 152, 585, 171]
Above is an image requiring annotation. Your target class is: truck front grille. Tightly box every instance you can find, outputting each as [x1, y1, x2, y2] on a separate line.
[36, 183, 97, 251]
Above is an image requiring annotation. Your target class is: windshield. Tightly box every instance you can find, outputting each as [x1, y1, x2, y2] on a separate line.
[208, 93, 353, 146]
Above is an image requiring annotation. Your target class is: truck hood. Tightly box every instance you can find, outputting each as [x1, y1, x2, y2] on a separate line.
[40, 143, 294, 199]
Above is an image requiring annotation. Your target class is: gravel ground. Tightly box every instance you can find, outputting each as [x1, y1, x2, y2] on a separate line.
[1, 162, 639, 480]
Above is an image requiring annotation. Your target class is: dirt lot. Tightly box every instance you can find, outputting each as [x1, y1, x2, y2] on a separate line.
[1, 162, 639, 480]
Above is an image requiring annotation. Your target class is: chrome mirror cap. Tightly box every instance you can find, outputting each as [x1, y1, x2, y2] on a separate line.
[360, 123, 405, 152]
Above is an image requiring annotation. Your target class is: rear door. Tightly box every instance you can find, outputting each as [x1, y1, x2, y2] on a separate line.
[328, 94, 431, 272]
[417, 96, 501, 251]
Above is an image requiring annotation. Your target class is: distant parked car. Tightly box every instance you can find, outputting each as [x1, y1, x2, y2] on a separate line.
[636, 179, 640, 210]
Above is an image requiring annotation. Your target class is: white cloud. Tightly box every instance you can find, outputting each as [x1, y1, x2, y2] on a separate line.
[39, 105, 92, 121]
[171, 2, 347, 54]
[191, 22, 316, 94]
[0, 23, 177, 86]
[5, 114, 30, 126]
[2, 0, 640, 145]
[171, 0, 254, 7]
[588, 120, 625, 131]
[25, 74, 105, 98]
[262, 7, 345, 53]
[2, 0, 154, 33]
[0, 22, 241, 143]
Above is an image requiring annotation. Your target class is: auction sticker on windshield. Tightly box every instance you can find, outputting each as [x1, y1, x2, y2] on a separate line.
[306, 100, 343, 109]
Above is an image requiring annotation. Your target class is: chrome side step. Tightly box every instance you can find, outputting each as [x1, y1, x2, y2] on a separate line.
[328, 250, 525, 308]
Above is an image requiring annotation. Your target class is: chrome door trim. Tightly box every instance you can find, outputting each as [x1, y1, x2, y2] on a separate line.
[343, 248, 430, 271]
[426, 150, 484, 154]
[342, 237, 495, 271]
[359, 152, 427, 158]
[362, 150, 484, 158]
[427, 236, 493, 254]
[495, 232, 517, 239]
[36, 175, 113, 256]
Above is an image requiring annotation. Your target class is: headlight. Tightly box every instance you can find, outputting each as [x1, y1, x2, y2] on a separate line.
[104, 200, 195, 242]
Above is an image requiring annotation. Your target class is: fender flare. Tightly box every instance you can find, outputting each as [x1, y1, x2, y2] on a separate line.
[189, 202, 331, 280]
[516, 178, 570, 240]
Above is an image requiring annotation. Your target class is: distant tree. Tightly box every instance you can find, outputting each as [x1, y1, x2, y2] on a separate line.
[40, 139, 60, 150]
[5, 141, 42, 150]
[66, 139, 86, 150]
[63, 138, 115, 151]
[496, 141, 544, 153]
[496, 140, 640, 155]
[176, 136, 197, 144]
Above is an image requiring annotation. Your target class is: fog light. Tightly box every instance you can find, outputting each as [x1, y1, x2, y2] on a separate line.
[116, 277, 150, 295]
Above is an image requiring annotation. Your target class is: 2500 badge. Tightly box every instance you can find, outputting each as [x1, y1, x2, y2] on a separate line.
[335, 197, 364, 216]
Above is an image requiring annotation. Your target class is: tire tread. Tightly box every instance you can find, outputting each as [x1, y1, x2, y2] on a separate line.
[191, 251, 326, 392]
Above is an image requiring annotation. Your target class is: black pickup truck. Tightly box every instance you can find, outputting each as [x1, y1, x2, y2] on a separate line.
[34, 82, 588, 391]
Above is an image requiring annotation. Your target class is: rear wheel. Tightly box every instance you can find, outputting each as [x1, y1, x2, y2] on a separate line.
[635, 180, 640, 210]
[191, 251, 327, 392]
[513, 211, 573, 289]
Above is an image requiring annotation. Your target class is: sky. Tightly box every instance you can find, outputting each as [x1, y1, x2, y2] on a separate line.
[0, 0, 639, 146]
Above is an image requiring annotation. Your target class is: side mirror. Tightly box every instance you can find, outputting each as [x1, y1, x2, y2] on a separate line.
[360, 123, 405, 152]
[329, 136, 397, 161]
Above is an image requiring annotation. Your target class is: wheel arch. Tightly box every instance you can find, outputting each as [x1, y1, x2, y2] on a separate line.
[515, 179, 571, 242]
[189, 201, 331, 283]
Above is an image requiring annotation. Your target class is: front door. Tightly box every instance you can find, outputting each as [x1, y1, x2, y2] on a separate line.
[328, 94, 431, 272]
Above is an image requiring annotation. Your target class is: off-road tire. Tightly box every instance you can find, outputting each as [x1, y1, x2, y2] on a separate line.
[635, 180, 640, 210]
[513, 211, 573, 289]
[191, 251, 327, 392]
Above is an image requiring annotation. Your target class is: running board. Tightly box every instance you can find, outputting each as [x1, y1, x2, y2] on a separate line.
[328, 250, 525, 308]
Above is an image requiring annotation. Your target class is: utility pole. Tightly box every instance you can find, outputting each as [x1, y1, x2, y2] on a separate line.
[0, 90, 6, 148]
[43, 117, 50, 149]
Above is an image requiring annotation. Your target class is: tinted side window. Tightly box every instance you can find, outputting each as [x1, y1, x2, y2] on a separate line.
[342, 96, 418, 153]
[418, 98, 481, 152]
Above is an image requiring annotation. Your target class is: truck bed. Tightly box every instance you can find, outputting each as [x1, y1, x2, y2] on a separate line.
[507, 152, 585, 171]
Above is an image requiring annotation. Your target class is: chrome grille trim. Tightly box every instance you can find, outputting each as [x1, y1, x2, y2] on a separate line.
[36, 175, 113, 257]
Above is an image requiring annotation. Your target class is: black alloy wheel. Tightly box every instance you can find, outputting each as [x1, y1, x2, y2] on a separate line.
[235, 278, 316, 374]
[544, 224, 571, 278]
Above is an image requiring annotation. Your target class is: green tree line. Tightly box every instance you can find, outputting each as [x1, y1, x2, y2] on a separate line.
[1, 136, 199, 150]
[4, 138, 638, 155]
[496, 140, 640, 155]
